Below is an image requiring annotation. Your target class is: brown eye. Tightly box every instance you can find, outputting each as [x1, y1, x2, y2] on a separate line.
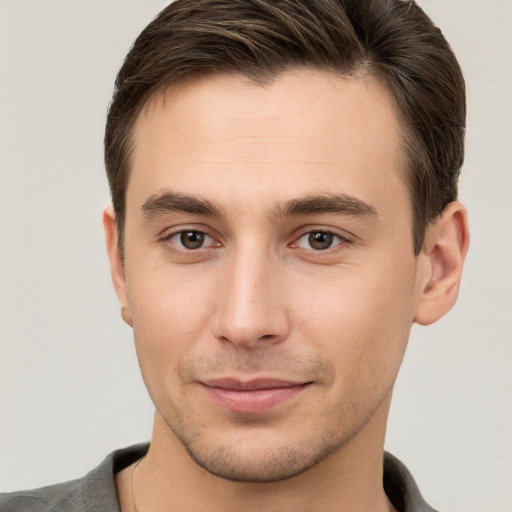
[308, 232, 334, 250]
[295, 231, 344, 251]
[179, 231, 205, 249]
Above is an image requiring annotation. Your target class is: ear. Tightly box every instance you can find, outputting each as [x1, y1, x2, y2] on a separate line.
[414, 201, 470, 326]
[103, 206, 133, 327]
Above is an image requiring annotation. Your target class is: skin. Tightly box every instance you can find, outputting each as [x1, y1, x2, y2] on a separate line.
[104, 70, 469, 512]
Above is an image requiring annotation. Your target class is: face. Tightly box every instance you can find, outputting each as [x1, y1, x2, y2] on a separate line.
[111, 70, 429, 482]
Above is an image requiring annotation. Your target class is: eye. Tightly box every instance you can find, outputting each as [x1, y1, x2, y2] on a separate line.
[167, 230, 214, 250]
[295, 231, 344, 251]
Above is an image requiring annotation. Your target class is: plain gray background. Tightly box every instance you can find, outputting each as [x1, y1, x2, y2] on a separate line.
[1, 1, 511, 510]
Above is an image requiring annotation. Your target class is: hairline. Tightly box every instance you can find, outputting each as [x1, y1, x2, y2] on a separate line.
[116, 65, 425, 257]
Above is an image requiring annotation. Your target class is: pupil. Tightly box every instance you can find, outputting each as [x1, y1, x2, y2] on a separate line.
[309, 232, 333, 250]
[181, 231, 204, 249]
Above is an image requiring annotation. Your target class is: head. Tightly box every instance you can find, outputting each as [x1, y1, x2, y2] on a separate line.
[103, 0, 469, 483]
[105, 0, 465, 257]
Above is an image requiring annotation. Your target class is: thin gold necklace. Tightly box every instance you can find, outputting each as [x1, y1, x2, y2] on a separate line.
[130, 456, 146, 512]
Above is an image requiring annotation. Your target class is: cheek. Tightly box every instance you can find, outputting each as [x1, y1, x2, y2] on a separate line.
[292, 260, 417, 384]
[126, 265, 218, 385]
[127, 256, 217, 326]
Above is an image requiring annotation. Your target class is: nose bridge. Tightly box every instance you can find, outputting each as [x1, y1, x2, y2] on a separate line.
[212, 238, 289, 347]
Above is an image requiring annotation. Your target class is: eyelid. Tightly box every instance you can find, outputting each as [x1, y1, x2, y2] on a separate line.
[160, 225, 222, 250]
[289, 226, 354, 247]
[170, 231, 214, 249]
[294, 231, 345, 250]
[157, 224, 354, 255]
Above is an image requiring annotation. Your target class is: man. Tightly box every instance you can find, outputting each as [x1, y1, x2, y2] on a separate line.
[0, 0, 469, 510]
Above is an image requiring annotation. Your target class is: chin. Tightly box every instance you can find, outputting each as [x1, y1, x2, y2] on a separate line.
[179, 430, 346, 483]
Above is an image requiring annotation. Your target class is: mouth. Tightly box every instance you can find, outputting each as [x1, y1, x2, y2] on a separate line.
[200, 378, 313, 414]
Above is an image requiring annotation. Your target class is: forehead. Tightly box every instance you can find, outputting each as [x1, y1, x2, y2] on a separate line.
[128, 69, 407, 216]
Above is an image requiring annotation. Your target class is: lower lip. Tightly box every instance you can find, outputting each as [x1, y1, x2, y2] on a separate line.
[202, 383, 311, 414]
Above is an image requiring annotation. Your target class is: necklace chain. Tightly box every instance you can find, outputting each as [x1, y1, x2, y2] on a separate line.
[130, 456, 146, 512]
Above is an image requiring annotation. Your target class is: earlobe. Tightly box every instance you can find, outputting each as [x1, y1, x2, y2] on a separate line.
[103, 206, 133, 327]
[414, 201, 470, 326]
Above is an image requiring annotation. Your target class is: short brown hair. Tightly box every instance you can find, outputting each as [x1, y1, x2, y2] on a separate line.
[105, 0, 465, 255]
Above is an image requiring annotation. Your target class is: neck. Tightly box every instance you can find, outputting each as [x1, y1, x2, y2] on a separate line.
[119, 397, 395, 512]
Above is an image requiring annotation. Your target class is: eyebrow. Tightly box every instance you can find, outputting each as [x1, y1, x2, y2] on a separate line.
[272, 194, 378, 219]
[141, 191, 223, 219]
[140, 190, 378, 221]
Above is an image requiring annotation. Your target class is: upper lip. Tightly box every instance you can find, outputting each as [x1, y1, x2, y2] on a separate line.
[202, 378, 310, 391]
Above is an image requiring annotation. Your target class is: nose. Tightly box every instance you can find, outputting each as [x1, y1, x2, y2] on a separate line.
[211, 245, 290, 348]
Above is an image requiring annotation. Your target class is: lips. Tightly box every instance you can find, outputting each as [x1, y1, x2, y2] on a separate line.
[200, 378, 311, 413]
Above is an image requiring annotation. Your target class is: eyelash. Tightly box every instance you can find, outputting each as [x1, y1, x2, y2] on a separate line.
[161, 227, 350, 254]
[291, 230, 348, 252]
[163, 229, 220, 251]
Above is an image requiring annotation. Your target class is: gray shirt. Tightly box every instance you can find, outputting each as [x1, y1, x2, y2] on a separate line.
[0, 444, 438, 511]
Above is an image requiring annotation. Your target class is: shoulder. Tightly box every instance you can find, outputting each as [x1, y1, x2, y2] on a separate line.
[0, 444, 149, 512]
[384, 452, 440, 512]
[0, 478, 83, 512]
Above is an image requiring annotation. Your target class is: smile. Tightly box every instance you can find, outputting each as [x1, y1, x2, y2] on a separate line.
[200, 378, 312, 414]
